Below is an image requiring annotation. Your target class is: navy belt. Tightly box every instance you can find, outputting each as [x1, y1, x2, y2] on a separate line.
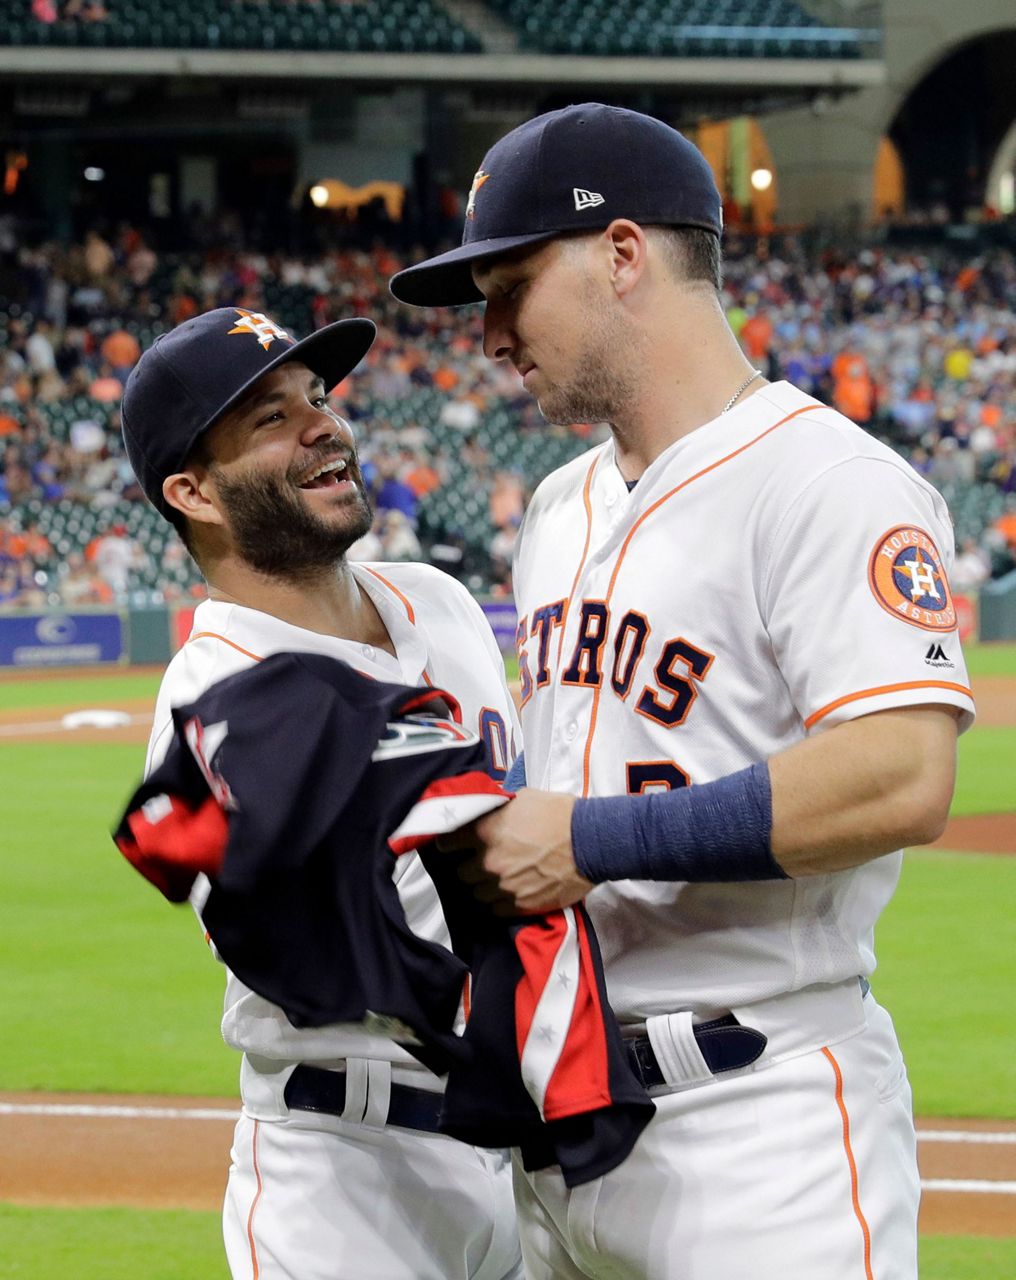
[285, 1063, 444, 1133]
[624, 1014, 767, 1089]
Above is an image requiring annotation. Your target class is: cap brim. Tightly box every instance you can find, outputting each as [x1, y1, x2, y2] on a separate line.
[390, 232, 558, 307]
[267, 315, 376, 394]
[206, 316, 376, 437]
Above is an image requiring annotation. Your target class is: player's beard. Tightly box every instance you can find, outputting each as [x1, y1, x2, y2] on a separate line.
[534, 276, 644, 428]
[212, 458, 374, 581]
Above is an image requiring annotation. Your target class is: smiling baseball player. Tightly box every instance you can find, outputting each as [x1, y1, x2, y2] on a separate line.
[391, 104, 976, 1279]
[120, 307, 522, 1280]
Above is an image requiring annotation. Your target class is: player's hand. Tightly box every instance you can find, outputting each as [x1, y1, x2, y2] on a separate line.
[439, 789, 593, 916]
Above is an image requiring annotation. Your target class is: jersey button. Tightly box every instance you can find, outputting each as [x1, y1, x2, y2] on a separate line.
[604, 492, 617, 508]
[361, 644, 375, 659]
[565, 721, 578, 740]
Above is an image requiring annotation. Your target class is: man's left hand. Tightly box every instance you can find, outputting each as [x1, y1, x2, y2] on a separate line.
[439, 789, 593, 915]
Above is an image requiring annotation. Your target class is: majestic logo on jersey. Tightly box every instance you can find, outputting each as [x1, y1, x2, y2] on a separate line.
[465, 170, 490, 220]
[868, 526, 956, 632]
[227, 309, 293, 350]
[924, 642, 954, 669]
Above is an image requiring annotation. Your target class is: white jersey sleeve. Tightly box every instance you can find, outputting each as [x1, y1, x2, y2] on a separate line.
[760, 453, 974, 734]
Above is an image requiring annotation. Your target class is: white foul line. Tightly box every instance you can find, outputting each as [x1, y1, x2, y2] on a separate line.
[918, 1129, 1016, 1145]
[0, 1102, 237, 1121]
[921, 1179, 1016, 1195]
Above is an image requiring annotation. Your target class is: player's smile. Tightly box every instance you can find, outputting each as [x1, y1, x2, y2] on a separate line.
[293, 447, 363, 503]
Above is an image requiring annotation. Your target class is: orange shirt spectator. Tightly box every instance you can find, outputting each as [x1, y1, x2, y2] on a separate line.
[404, 461, 441, 499]
[101, 328, 141, 371]
[833, 356, 874, 423]
[739, 312, 773, 361]
[90, 372, 123, 402]
[433, 365, 459, 393]
[0, 413, 20, 437]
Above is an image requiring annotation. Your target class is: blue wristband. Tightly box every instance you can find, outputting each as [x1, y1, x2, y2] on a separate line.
[571, 763, 785, 883]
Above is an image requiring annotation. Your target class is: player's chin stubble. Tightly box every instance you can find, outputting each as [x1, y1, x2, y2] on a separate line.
[213, 466, 374, 580]
[535, 285, 642, 428]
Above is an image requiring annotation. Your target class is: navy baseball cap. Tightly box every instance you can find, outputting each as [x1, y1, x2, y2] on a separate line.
[121, 306, 376, 520]
[390, 102, 723, 308]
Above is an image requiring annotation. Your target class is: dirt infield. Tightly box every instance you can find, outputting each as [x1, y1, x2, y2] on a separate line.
[1, 1092, 1013, 1236]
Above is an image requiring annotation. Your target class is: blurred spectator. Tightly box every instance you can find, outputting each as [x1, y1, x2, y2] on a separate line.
[58, 552, 113, 606]
[381, 510, 422, 561]
[87, 522, 146, 598]
[100, 327, 142, 379]
[951, 537, 992, 593]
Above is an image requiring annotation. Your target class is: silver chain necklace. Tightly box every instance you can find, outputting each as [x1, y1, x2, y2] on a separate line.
[722, 369, 763, 413]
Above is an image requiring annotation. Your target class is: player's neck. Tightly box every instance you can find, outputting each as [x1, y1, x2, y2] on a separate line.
[611, 306, 764, 479]
[205, 560, 396, 653]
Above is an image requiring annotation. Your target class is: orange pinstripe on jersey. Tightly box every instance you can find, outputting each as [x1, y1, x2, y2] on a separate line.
[822, 1047, 874, 1280]
[188, 632, 264, 663]
[247, 1118, 263, 1278]
[804, 680, 973, 731]
[579, 403, 819, 796]
[555, 457, 598, 668]
[363, 566, 416, 624]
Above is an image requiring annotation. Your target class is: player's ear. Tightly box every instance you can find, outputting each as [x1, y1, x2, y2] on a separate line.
[603, 219, 648, 299]
[162, 468, 224, 527]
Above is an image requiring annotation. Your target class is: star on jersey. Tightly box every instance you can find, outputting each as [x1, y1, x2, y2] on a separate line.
[227, 308, 293, 350]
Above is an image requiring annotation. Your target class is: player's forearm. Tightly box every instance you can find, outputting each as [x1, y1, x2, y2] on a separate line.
[768, 705, 958, 875]
[571, 705, 959, 884]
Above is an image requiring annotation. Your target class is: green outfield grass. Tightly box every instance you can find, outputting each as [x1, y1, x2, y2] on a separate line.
[952, 726, 1016, 814]
[874, 850, 1016, 1116]
[0, 1205, 229, 1279]
[0, 1205, 1010, 1280]
[1, 741, 234, 1095]
[0, 670, 164, 711]
[962, 641, 1016, 677]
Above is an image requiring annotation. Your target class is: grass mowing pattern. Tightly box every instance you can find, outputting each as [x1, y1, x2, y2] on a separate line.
[875, 850, 1016, 1117]
[0, 741, 235, 1095]
[0, 1204, 228, 1279]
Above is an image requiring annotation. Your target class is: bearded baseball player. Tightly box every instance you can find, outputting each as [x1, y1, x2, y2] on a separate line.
[120, 307, 523, 1280]
[391, 104, 976, 1280]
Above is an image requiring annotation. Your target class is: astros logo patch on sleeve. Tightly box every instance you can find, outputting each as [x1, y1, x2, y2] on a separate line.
[867, 525, 956, 632]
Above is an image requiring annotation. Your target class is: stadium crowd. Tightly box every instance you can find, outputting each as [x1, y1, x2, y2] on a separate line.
[1, 216, 1014, 610]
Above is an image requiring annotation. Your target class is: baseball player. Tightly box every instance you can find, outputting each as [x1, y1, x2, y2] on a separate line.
[120, 306, 523, 1280]
[391, 104, 976, 1279]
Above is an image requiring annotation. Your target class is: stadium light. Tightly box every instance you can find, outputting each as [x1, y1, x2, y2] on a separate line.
[84, 167, 105, 182]
[309, 184, 330, 208]
[750, 168, 773, 192]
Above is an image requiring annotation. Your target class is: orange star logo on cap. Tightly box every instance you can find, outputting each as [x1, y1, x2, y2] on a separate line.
[465, 170, 491, 220]
[227, 308, 293, 350]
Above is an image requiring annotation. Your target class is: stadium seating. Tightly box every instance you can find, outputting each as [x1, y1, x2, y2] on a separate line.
[484, 0, 870, 57]
[0, 0, 483, 55]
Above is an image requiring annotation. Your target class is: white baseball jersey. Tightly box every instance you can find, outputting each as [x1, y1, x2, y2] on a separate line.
[147, 561, 520, 1076]
[512, 380, 975, 1024]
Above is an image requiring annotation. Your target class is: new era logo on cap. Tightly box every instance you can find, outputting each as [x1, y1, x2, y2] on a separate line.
[573, 188, 605, 211]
